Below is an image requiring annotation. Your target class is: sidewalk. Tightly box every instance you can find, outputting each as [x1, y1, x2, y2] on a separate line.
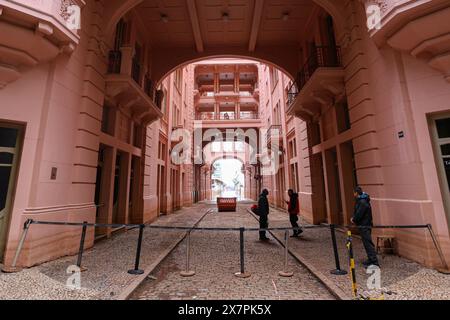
[265, 206, 450, 300]
[0, 204, 210, 300]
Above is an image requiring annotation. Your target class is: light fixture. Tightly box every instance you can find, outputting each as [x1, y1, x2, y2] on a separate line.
[222, 12, 230, 22]
[282, 12, 290, 21]
[161, 13, 169, 23]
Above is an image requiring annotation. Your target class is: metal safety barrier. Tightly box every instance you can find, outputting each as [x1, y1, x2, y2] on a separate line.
[7, 217, 449, 285]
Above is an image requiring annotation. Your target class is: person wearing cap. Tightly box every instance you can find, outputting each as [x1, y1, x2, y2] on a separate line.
[351, 186, 379, 267]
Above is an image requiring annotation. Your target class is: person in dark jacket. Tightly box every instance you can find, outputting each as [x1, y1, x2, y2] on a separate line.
[351, 187, 379, 267]
[258, 189, 270, 241]
[285, 189, 303, 237]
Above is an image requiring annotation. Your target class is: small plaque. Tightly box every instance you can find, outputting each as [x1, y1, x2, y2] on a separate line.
[51, 167, 57, 180]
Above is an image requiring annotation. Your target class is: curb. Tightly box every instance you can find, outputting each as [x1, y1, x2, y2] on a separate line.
[116, 209, 212, 300]
[246, 208, 351, 301]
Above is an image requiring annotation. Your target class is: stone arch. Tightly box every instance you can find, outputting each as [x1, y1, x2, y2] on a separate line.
[102, 0, 349, 51]
[153, 51, 297, 86]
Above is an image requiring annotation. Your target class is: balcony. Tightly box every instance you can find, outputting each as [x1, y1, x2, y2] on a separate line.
[287, 46, 345, 120]
[105, 47, 163, 124]
[195, 91, 259, 107]
[0, 0, 85, 87]
[194, 111, 261, 129]
[362, 0, 450, 81]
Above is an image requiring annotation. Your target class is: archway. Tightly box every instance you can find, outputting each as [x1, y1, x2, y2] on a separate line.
[102, 0, 350, 85]
[211, 158, 245, 200]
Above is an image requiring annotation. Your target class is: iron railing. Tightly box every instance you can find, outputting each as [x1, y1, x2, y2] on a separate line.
[108, 50, 122, 74]
[131, 56, 141, 85]
[144, 74, 154, 99]
[287, 45, 342, 106]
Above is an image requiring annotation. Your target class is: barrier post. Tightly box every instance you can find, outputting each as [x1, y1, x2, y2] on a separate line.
[330, 224, 347, 275]
[180, 230, 196, 277]
[426, 224, 450, 274]
[2, 219, 33, 273]
[128, 224, 145, 275]
[279, 230, 294, 277]
[76, 221, 88, 272]
[346, 231, 358, 299]
[235, 227, 251, 278]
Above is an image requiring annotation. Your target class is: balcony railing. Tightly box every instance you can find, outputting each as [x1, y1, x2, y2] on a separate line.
[107, 50, 158, 102]
[196, 112, 215, 120]
[108, 50, 122, 74]
[239, 112, 259, 120]
[144, 74, 154, 100]
[287, 46, 342, 106]
[132, 56, 142, 85]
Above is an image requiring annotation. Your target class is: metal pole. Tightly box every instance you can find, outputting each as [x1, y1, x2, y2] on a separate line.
[330, 224, 347, 275]
[76, 221, 88, 272]
[279, 229, 293, 277]
[180, 230, 195, 277]
[347, 231, 358, 299]
[235, 227, 250, 278]
[3, 219, 33, 273]
[427, 224, 449, 273]
[128, 224, 145, 275]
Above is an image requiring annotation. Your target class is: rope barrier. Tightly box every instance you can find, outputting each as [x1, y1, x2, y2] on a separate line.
[7, 213, 448, 297]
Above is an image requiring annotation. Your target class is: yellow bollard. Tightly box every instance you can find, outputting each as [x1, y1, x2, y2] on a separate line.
[346, 231, 358, 299]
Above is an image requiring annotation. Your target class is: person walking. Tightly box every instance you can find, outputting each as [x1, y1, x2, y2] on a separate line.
[351, 186, 379, 267]
[286, 189, 303, 237]
[258, 189, 270, 241]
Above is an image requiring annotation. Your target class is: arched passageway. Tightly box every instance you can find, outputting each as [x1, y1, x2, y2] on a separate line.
[103, 0, 349, 85]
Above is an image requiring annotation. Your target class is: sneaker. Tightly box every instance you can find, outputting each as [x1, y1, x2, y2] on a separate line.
[290, 234, 299, 238]
[260, 237, 271, 241]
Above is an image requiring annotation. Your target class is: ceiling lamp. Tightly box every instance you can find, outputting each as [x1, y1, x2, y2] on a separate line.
[161, 13, 169, 23]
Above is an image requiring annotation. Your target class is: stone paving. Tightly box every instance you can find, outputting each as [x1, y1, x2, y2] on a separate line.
[265, 206, 450, 300]
[0, 204, 209, 300]
[130, 205, 335, 300]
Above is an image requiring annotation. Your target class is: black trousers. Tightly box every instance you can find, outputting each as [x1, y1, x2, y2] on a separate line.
[358, 226, 378, 263]
[289, 214, 300, 234]
[259, 215, 268, 239]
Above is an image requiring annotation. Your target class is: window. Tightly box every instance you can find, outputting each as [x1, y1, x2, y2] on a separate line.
[336, 100, 351, 133]
[174, 69, 183, 90]
[436, 118, 450, 139]
[270, 67, 279, 91]
[101, 105, 114, 135]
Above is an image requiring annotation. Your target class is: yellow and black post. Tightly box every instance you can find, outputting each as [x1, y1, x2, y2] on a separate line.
[346, 230, 358, 299]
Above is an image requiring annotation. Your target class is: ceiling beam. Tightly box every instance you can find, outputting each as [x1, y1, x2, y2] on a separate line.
[248, 0, 264, 52]
[186, 0, 204, 52]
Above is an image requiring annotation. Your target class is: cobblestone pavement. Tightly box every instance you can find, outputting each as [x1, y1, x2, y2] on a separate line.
[265, 206, 450, 300]
[0, 204, 210, 300]
[130, 205, 335, 300]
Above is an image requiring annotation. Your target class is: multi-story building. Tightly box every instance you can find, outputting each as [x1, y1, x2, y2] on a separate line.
[0, 0, 449, 271]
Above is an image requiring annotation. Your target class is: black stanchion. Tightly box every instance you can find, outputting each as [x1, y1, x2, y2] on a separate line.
[128, 224, 145, 275]
[235, 227, 250, 278]
[76, 221, 88, 272]
[330, 224, 347, 275]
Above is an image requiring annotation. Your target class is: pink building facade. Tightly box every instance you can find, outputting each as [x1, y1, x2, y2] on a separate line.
[0, 0, 449, 270]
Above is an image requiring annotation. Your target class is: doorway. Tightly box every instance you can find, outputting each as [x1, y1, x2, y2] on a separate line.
[0, 123, 23, 261]
[430, 115, 450, 228]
